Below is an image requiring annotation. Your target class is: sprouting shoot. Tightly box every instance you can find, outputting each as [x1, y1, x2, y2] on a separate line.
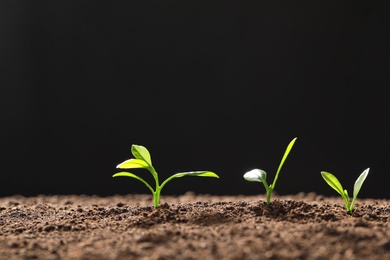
[321, 168, 369, 213]
[113, 144, 219, 208]
[243, 137, 297, 205]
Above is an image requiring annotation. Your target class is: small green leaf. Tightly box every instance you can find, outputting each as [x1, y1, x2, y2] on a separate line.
[353, 168, 369, 200]
[271, 137, 297, 189]
[159, 171, 219, 191]
[113, 172, 142, 179]
[171, 171, 219, 178]
[131, 145, 152, 166]
[112, 172, 155, 194]
[116, 158, 149, 169]
[321, 171, 344, 196]
[343, 189, 349, 199]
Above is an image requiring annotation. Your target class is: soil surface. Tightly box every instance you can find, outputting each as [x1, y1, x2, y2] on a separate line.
[0, 192, 389, 260]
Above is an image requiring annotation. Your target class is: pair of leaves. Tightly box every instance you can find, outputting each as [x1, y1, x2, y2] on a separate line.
[321, 168, 369, 212]
[243, 137, 297, 188]
[113, 144, 219, 187]
[243, 137, 297, 206]
[116, 145, 152, 169]
[114, 170, 219, 180]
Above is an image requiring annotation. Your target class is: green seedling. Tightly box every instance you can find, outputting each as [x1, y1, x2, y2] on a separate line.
[113, 144, 219, 208]
[243, 137, 297, 205]
[321, 168, 369, 213]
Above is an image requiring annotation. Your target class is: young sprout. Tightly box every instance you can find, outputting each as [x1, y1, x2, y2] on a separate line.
[321, 168, 369, 213]
[113, 144, 219, 208]
[243, 137, 297, 205]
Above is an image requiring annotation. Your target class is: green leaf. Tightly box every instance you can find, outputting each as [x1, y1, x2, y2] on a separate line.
[171, 171, 219, 178]
[113, 172, 139, 178]
[116, 158, 149, 169]
[321, 171, 344, 196]
[271, 137, 297, 189]
[112, 172, 155, 194]
[159, 171, 219, 191]
[131, 145, 152, 166]
[343, 189, 349, 199]
[353, 168, 369, 200]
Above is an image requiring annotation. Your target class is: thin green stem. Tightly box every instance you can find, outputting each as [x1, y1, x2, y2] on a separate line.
[149, 167, 160, 189]
[341, 194, 351, 213]
[148, 166, 161, 208]
[260, 179, 271, 205]
[350, 196, 358, 212]
[153, 191, 159, 208]
[266, 190, 271, 205]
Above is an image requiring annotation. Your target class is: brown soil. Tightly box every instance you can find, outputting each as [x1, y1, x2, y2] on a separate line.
[0, 192, 389, 260]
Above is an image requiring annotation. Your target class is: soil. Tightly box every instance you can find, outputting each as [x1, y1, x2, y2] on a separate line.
[0, 192, 389, 260]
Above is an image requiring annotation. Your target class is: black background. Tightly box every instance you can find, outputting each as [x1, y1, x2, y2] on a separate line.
[1, 1, 389, 198]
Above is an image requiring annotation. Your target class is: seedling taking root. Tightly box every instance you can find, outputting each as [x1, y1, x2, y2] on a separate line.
[113, 144, 219, 208]
[321, 168, 369, 213]
[243, 137, 297, 205]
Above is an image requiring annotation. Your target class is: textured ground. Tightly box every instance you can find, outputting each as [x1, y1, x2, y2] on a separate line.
[0, 192, 389, 260]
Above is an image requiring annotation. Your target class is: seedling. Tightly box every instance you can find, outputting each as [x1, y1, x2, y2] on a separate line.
[243, 137, 297, 205]
[321, 168, 369, 213]
[113, 144, 219, 208]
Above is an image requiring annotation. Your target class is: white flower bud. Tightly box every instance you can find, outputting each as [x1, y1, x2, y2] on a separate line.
[243, 169, 267, 182]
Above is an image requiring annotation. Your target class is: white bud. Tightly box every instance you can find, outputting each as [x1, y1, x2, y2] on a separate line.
[243, 169, 267, 182]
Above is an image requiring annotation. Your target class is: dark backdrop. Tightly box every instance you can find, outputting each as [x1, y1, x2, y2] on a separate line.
[1, 1, 389, 198]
